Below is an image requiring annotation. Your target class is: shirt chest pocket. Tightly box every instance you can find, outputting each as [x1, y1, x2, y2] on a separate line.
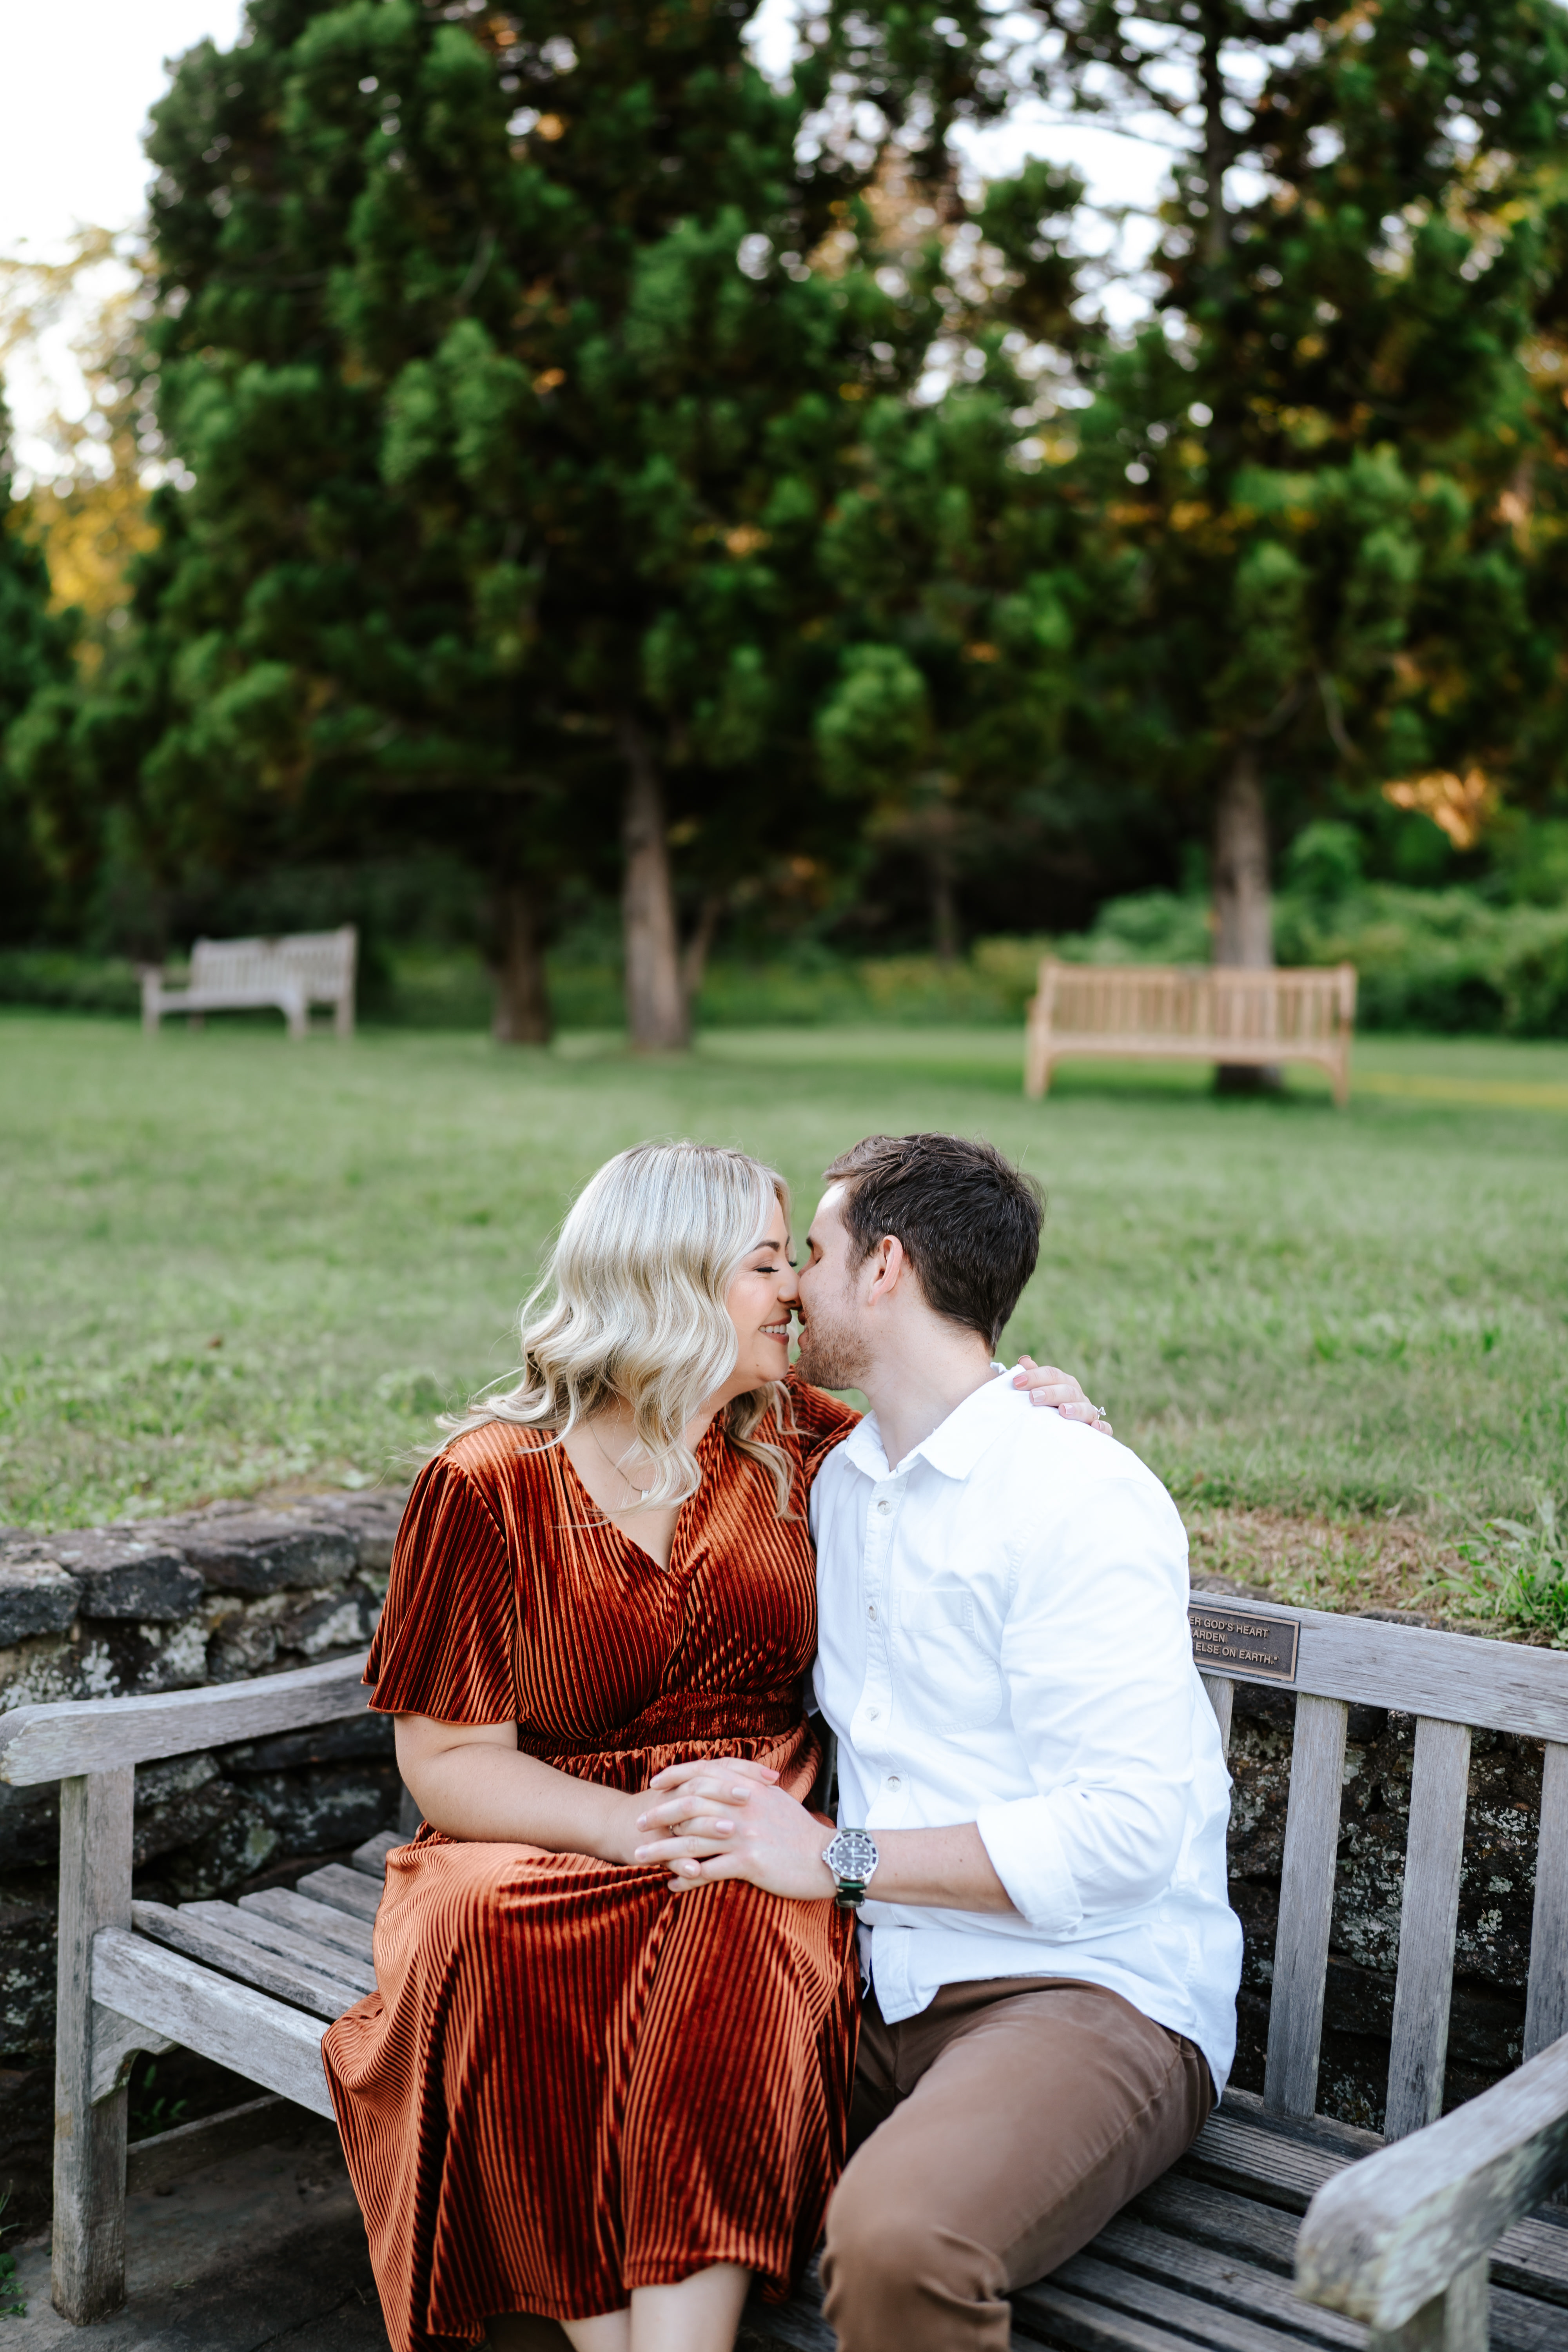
[897, 1586, 1004, 1730]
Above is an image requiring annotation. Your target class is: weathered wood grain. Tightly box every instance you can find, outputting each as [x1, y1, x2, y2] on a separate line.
[1385, 1719, 1472, 2143]
[1365, 2254, 1487, 2352]
[1133, 2172, 1298, 2273]
[1185, 1597, 1568, 1743]
[0, 1652, 371, 1784]
[1295, 2029, 1568, 2332]
[180, 1900, 377, 1996]
[1524, 1742, 1568, 2062]
[296, 1862, 383, 1922]
[1014, 2275, 1273, 2349]
[350, 1829, 399, 1878]
[1045, 2250, 1327, 2349]
[91, 1926, 334, 2117]
[241, 1886, 376, 1961]
[88, 2003, 174, 2105]
[130, 1901, 362, 2019]
[1202, 1671, 1236, 1756]
[1266, 1695, 1349, 2120]
[1181, 2101, 1568, 2309]
[53, 1769, 134, 2323]
[1091, 2213, 1364, 2346]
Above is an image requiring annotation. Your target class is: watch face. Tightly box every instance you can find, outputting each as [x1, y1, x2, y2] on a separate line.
[827, 1829, 878, 1883]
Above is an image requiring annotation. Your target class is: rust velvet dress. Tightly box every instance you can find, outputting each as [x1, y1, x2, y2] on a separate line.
[322, 1378, 860, 2350]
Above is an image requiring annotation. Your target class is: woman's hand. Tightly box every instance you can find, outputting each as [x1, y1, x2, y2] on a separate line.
[1011, 1356, 1111, 1436]
[635, 1757, 832, 1900]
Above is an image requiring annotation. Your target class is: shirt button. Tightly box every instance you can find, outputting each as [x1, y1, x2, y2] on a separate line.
[887, 1775, 901, 1789]
[867, 1603, 877, 1620]
[867, 1706, 880, 1719]
[877, 1500, 890, 1512]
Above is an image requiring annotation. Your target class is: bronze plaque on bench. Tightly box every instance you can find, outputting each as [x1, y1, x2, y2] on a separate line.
[1188, 1601, 1300, 1684]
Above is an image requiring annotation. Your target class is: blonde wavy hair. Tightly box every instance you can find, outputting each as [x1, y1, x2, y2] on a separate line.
[444, 1141, 797, 1514]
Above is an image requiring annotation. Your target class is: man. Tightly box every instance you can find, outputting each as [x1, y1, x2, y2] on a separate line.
[651, 1132, 1240, 2352]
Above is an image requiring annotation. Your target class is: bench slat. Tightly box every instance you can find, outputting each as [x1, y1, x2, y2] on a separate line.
[1013, 2278, 1231, 2349]
[179, 1900, 377, 1995]
[351, 1829, 400, 1878]
[296, 1862, 383, 1921]
[91, 1925, 333, 2118]
[1089, 2216, 1365, 2346]
[241, 1887, 376, 1960]
[132, 1901, 359, 2020]
[1524, 1742, 1568, 2061]
[1265, 1696, 1349, 2119]
[1181, 2109, 1348, 2215]
[1134, 2174, 1298, 2271]
[1177, 2119, 1568, 2314]
[0, 1652, 371, 1785]
[1385, 1719, 1471, 2141]
[1036, 2252, 1329, 2350]
[1191, 1598, 1568, 1745]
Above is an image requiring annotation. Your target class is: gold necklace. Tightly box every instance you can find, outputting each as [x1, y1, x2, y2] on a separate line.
[586, 1418, 650, 1505]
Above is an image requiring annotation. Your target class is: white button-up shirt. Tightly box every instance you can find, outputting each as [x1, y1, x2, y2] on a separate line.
[810, 1370, 1241, 2095]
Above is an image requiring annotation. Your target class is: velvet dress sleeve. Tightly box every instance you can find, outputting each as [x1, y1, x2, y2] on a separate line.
[365, 1447, 518, 1723]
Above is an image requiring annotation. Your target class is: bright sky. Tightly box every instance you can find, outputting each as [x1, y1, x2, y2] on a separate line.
[0, 0, 1172, 480]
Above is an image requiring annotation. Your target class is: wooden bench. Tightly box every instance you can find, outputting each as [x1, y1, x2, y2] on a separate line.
[7, 1603, 1568, 2348]
[1024, 961, 1358, 1106]
[140, 926, 357, 1039]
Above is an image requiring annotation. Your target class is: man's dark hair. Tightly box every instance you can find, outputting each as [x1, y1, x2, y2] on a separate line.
[821, 1134, 1044, 1349]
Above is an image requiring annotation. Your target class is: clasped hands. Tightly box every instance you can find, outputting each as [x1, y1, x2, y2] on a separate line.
[629, 1758, 833, 1900]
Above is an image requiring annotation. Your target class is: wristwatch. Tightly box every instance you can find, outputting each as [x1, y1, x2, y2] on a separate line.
[821, 1827, 879, 1910]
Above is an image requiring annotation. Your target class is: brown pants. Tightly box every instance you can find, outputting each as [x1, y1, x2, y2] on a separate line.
[820, 1976, 1212, 2352]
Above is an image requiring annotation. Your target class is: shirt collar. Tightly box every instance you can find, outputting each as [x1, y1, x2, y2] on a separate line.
[842, 1365, 1017, 1484]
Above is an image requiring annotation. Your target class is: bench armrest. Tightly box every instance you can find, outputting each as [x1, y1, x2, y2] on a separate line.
[1295, 2029, 1568, 2332]
[0, 1651, 372, 1784]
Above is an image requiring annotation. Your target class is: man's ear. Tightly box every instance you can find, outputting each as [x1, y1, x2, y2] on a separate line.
[864, 1234, 907, 1305]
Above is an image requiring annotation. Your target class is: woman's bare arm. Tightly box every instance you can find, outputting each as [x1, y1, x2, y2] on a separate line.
[396, 1714, 654, 1862]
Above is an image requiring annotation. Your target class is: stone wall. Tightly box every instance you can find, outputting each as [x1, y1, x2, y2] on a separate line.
[0, 1490, 406, 2229]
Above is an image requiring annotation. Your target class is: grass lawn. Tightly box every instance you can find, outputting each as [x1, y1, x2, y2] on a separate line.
[2, 1013, 1564, 1621]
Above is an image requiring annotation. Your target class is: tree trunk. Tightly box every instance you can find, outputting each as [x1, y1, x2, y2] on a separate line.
[490, 877, 553, 1044]
[1199, 7, 1232, 273]
[679, 893, 725, 1010]
[929, 840, 958, 965]
[618, 717, 688, 1051]
[1212, 739, 1278, 1092]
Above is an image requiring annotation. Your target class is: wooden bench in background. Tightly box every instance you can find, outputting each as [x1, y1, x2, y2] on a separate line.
[1024, 960, 1358, 1107]
[140, 926, 357, 1039]
[6, 1597, 1568, 2348]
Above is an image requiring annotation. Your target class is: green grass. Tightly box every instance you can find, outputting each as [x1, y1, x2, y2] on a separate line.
[2, 1013, 1564, 1537]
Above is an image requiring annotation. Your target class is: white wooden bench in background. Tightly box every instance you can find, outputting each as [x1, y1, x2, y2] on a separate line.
[140, 926, 357, 1039]
[1024, 961, 1358, 1107]
[6, 1599, 1568, 2347]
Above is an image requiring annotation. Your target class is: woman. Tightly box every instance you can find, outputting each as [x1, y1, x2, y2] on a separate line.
[324, 1142, 1092, 2352]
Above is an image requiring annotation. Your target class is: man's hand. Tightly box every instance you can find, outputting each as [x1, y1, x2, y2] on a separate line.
[635, 1759, 1017, 1915]
[635, 1756, 832, 1899]
[1011, 1356, 1112, 1436]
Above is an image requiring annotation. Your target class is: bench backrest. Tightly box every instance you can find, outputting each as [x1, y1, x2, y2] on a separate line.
[5, 1604, 1562, 2156]
[1193, 1594, 1568, 2142]
[1037, 961, 1357, 1045]
[189, 927, 356, 1001]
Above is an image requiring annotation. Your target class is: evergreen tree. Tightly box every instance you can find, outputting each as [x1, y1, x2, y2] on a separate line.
[0, 387, 77, 941]
[811, 161, 1102, 953]
[1036, 0, 1568, 1027]
[63, 0, 1013, 1044]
